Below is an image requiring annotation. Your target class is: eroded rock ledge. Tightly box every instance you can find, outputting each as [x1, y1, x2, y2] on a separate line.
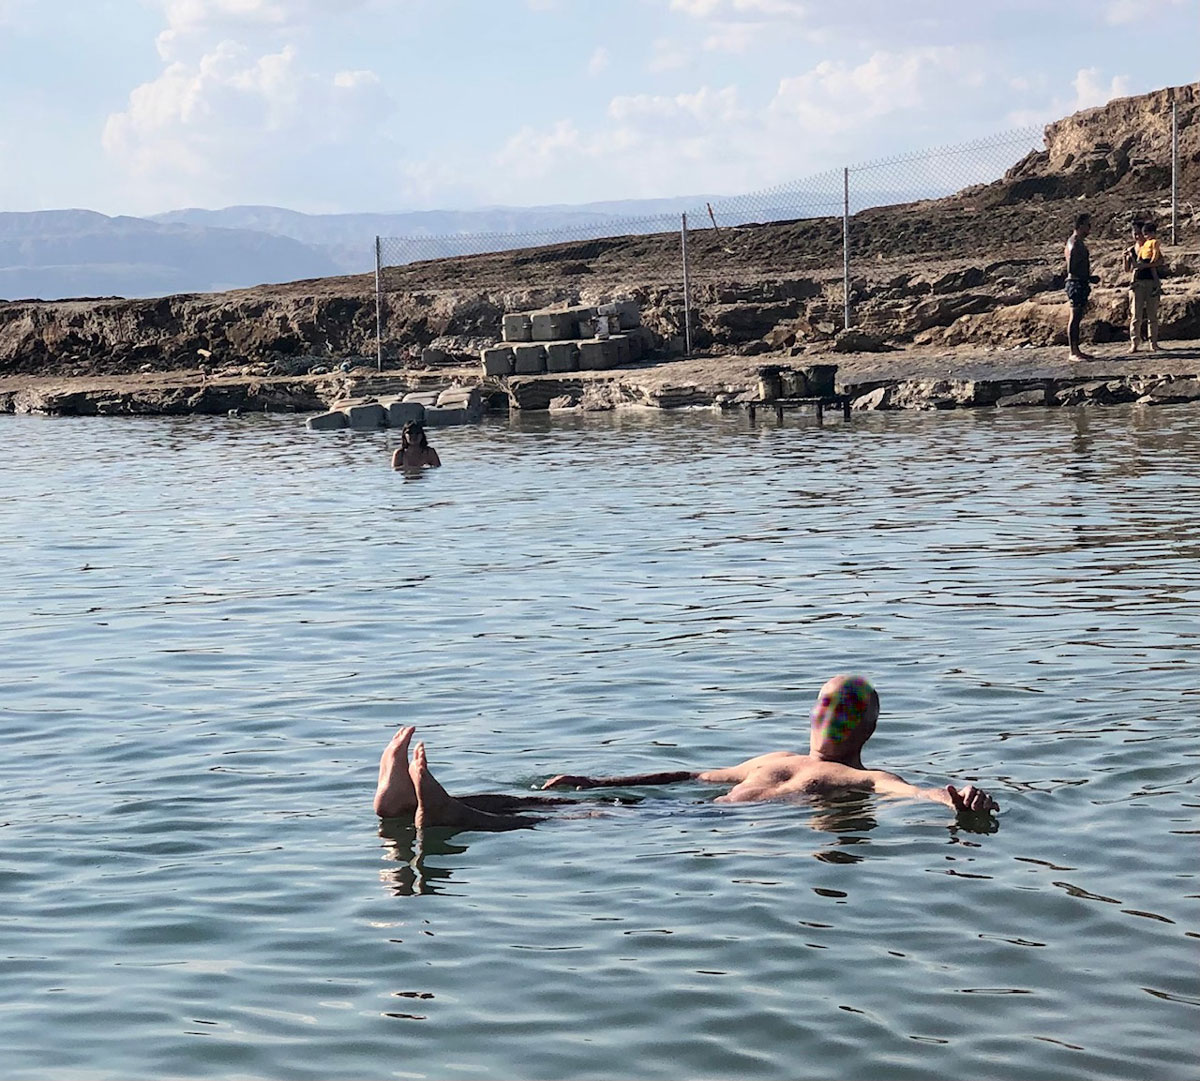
[4, 342, 1199, 418]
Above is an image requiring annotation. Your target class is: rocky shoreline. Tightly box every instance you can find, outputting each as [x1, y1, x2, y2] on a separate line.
[2, 88, 1195, 419]
[3, 339, 1199, 418]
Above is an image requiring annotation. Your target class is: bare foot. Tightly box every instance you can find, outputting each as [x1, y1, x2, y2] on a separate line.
[1129, 344, 1139, 353]
[374, 726, 417, 818]
[1151, 343, 1162, 352]
[410, 741, 472, 828]
[410, 743, 540, 831]
[1069, 350, 1096, 361]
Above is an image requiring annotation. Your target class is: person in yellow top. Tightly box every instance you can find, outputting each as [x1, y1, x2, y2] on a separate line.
[1130, 221, 1165, 352]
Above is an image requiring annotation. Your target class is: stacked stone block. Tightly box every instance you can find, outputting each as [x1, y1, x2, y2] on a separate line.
[306, 385, 482, 431]
[483, 299, 651, 376]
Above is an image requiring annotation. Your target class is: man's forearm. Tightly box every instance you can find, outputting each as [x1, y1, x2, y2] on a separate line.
[542, 769, 699, 790]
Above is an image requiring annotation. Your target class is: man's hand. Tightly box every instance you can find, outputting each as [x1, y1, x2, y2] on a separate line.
[946, 784, 998, 814]
[541, 774, 597, 790]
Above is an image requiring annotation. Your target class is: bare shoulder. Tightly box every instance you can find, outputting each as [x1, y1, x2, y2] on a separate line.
[697, 749, 803, 784]
[860, 767, 922, 798]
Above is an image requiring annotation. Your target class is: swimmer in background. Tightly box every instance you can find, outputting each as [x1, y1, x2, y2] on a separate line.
[391, 422, 441, 470]
[373, 675, 999, 830]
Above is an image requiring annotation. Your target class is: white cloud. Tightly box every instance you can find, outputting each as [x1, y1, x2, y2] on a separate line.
[475, 39, 1051, 207]
[103, 40, 392, 207]
[587, 46, 610, 76]
[1105, 0, 1187, 24]
[1072, 66, 1131, 108]
[770, 47, 973, 135]
[153, 0, 371, 59]
[1004, 67, 1132, 129]
[669, 0, 723, 15]
[608, 85, 744, 128]
[702, 21, 763, 53]
[670, 0, 807, 20]
[495, 119, 585, 175]
[648, 36, 689, 72]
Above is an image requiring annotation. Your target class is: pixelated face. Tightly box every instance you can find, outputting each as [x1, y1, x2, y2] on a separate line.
[811, 676, 877, 751]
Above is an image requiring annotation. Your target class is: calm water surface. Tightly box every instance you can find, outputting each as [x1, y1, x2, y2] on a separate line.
[1, 405, 1197, 1080]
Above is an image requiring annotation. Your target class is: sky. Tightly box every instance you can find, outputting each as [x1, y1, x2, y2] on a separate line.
[0, 0, 1197, 217]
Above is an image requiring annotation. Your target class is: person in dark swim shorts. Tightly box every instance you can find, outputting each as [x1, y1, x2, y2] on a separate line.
[1064, 213, 1100, 360]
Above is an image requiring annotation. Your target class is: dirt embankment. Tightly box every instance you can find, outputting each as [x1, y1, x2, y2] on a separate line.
[2, 83, 1198, 415]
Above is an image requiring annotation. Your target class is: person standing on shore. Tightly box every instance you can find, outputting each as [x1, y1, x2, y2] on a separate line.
[1064, 213, 1099, 361]
[1123, 220, 1148, 347]
[1129, 221, 1165, 352]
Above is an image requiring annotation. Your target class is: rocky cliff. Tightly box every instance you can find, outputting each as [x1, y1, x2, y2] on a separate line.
[1, 84, 1197, 382]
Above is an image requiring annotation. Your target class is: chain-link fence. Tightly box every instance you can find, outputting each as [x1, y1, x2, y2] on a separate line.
[371, 95, 1194, 369]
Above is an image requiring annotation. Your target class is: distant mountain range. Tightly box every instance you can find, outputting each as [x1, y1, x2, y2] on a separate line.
[0, 196, 715, 301]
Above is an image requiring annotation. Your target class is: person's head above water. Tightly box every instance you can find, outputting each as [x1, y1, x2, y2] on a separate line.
[809, 674, 880, 762]
[401, 422, 428, 449]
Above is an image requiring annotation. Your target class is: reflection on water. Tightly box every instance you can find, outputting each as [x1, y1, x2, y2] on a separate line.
[1, 404, 1198, 1081]
[378, 822, 469, 898]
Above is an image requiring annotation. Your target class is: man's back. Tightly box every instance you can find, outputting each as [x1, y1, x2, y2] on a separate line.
[1066, 232, 1091, 279]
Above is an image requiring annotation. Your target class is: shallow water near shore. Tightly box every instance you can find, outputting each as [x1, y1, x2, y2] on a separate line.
[1, 404, 1198, 1081]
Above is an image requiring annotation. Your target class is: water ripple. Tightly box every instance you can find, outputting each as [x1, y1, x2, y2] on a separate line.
[1, 406, 1198, 1079]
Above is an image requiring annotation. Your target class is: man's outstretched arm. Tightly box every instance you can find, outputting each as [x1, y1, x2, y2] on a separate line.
[869, 770, 999, 813]
[541, 769, 700, 790]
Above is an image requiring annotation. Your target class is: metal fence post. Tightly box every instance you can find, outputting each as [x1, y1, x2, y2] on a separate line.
[842, 167, 851, 331]
[1171, 100, 1179, 245]
[374, 236, 384, 372]
[681, 212, 692, 357]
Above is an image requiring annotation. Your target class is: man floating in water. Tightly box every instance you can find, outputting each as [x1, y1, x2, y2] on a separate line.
[373, 675, 999, 830]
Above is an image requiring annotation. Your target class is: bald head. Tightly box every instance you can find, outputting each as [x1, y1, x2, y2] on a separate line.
[809, 675, 880, 762]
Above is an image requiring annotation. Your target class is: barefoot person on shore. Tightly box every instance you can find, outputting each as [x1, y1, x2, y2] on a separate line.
[391, 422, 441, 470]
[373, 675, 999, 830]
[1129, 221, 1165, 352]
[1065, 212, 1100, 360]
[1123, 220, 1149, 348]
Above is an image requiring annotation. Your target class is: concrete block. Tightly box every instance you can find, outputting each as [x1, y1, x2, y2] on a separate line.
[345, 403, 387, 429]
[780, 369, 810, 397]
[402, 390, 441, 406]
[436, 385, 482, 409]
[546, 341, 579, 372]
[598, 300, 640, 329]
[328, 396, 376, 411]
[578, 338, 620, 371]
[609, 333, 632, 367]
[513, 343, 547, 374]
[385, 400, 425, 427]
[627, 329, 645, 362]
[531, 311, 574, 341]
[306, 410, 348, 431]
[803, 364, 838, 397]
[502, 314, 532, 343]
[424, 406, 467, 426]
[480, 346, 514, 377]
[565, 305, 597, 337]
[592, 314, 619, 338]
[436, 386, 483, 421]
[632, 325, 656, 354]
[421, 347, 447, 366]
